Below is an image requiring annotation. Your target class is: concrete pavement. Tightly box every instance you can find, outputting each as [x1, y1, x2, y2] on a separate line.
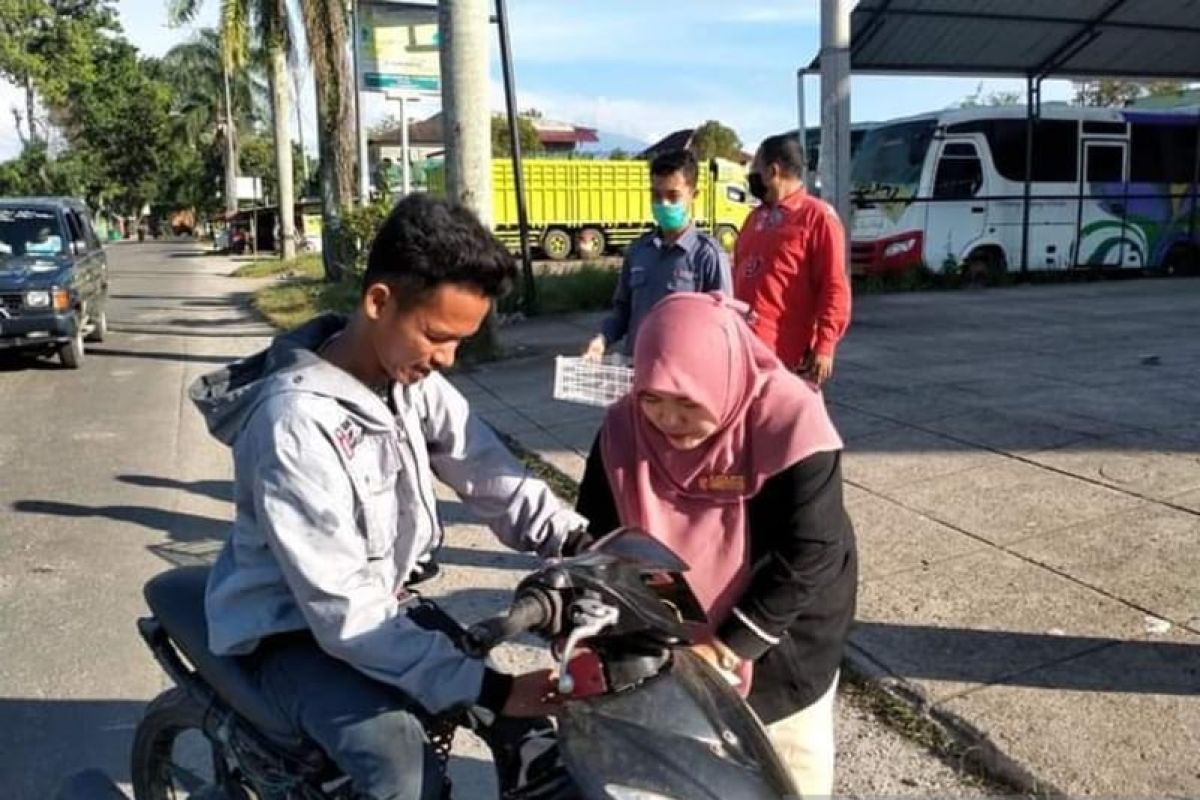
[453, 278, 1200, 797]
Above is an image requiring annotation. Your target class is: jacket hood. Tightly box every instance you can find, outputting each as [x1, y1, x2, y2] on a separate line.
[189, 314, 394, 445]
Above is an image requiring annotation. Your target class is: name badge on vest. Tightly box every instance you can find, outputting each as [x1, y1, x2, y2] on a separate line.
[698, 473, 747, 493]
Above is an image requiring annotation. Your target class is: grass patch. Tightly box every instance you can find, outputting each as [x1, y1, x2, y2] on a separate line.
[252, 275, 360, 330]
[501, 262, 619, 316]
[248, 271, 506, 365]
[233, 253, 323, 279]
[246, 259, 618, 333]
[491, 428, 581, 502]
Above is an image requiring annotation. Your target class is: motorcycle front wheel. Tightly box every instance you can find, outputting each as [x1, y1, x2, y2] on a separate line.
[130, 687, 252, 800]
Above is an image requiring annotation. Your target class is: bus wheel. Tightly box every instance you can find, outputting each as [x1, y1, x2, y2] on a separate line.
[715, 224, 739, 253]
[576, 228, 606, 260]
[542, 228, 573, 261]
[965, 249, 1005, 286]
[1164, 244, 1199, 277]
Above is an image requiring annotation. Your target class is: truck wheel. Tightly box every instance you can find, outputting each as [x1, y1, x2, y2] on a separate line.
[59, 328, 85, 369]
[542, 228, 573, 261]
[576, 228, 606, 260]
[715, 224, 739, 253]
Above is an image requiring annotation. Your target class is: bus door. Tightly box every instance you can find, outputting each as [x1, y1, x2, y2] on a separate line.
[928, 140, 988, 267]
[1078, 140, 1134, 267]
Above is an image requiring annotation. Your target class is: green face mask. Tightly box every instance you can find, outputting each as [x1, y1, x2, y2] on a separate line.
[652, 201, 689, 231]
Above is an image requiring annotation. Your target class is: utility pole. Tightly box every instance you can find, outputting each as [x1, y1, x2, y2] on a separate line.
[438, 0, 492, 225]
[496, 0, 537, 312]
[819, 0, 851, 256]
[439, 0, 496, 352]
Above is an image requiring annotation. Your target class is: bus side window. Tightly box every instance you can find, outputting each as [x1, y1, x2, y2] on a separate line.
[933, 145, 983, 200]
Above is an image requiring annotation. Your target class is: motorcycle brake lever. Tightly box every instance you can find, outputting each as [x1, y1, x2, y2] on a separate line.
[556, 598, 619, 696]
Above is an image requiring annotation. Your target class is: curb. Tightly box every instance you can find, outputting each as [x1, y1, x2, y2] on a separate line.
[841, 641, 1063, 798]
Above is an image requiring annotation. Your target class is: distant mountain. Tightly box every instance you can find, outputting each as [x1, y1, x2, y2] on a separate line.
[577, 130, 650, 156]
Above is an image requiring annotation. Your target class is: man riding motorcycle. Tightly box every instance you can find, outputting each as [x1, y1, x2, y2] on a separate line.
[189, 194, 586, 799]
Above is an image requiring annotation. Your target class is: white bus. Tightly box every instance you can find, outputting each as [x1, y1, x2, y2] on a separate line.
[847, 105, 1200, 278]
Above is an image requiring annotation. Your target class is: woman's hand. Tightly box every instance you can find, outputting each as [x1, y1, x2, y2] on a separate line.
[690, 637, 742, 673]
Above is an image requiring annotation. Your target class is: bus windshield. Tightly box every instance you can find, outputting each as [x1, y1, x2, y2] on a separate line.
[851, 119, 936, 192]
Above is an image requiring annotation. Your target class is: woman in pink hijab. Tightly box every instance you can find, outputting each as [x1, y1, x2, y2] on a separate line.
[574, 292, 857, 798]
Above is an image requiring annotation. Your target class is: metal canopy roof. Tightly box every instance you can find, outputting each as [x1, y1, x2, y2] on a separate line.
[807, 0, 1200, 80]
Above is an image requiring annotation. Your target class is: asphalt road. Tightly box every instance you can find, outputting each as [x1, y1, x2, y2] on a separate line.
[0, 242, 273, 797]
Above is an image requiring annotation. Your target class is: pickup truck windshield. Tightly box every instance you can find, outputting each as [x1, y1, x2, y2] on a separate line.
[0, 208, 66, 257]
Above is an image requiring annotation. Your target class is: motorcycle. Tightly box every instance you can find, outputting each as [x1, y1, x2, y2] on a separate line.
[128, 528, 799, 799]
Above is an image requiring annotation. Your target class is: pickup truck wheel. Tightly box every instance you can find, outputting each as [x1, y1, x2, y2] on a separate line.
[85, 309, 108, 343]
[59, 328, 85, 369]
[542, 228, 573, 261]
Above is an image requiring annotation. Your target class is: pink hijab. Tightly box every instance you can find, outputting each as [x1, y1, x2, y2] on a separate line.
[600, 293, 842, 683]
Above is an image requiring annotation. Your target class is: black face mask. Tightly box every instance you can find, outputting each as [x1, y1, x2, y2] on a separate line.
[748, 172, 768, 202]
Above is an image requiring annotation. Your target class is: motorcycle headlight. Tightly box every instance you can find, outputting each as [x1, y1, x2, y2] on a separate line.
[25, 290, 50, 308]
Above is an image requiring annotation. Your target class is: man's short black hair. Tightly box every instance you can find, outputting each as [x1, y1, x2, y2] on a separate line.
[758, 133, 806, 179]
[364, 193, 516, 303]
[649, 149, 699, 188]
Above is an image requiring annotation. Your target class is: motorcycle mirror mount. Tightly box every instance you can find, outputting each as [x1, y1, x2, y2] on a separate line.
[557, 597, 620, 695]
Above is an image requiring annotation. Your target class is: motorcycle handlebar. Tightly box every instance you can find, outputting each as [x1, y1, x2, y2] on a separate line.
[463, 591, 553, 658]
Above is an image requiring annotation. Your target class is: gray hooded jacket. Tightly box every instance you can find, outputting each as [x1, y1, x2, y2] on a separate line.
[190, 315, 586, 714]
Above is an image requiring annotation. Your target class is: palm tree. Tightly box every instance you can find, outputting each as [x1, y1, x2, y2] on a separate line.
[160, 30, 262, 139]
[169, 0, 298, 258]
[297, 0, 356, 278]
[160, 29, 263, 220]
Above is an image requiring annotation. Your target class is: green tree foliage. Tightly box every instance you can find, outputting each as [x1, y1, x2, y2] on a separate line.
[1072, 80, 1190, 107]
[959, 82, 1024, 108]
[53, 37, 176, 214]
[690, 120, 743, 162]
[491, 113, 544, 158]
[0, 2, 176, 216]
[0, 0, 119, 143]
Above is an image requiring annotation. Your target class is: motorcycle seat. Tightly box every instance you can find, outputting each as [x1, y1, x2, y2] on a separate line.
[143, 566, 309, 749]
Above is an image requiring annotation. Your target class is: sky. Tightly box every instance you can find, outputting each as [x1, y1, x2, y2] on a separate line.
[0, 0, 1078, 161]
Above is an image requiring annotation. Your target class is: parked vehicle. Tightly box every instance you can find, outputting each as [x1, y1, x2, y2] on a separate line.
[847, 105, 1200, 277]
[0, 197, 109, 368]
[428, 157, 755, 260]
[213, 221, 252, 255]
[125, 528, 797, 799]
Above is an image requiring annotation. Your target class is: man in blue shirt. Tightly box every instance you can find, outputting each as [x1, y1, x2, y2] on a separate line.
[585, 149, 732, 358]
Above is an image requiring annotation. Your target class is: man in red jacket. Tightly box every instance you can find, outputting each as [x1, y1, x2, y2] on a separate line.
[734, 134, 851, 385]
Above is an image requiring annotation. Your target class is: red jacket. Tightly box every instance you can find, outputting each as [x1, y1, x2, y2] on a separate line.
[734, 188, 851, 368]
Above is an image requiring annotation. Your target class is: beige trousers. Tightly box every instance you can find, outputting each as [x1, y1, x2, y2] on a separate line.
[766, 670, 839, 799]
